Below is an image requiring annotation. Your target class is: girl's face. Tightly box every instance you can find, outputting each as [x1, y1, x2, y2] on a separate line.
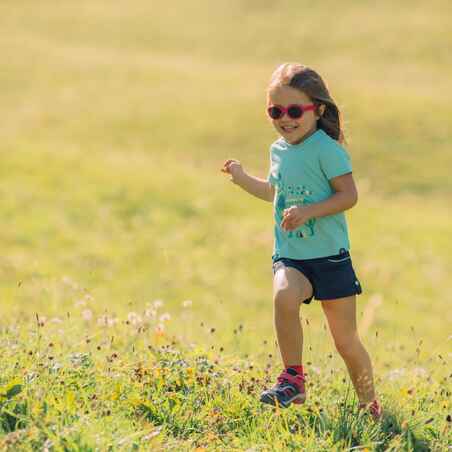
[267, 85, 323, 145]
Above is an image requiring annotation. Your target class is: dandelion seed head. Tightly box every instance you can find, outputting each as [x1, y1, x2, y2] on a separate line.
[97, 315, 117, 327]
[127, 312, 142, 325]
[107, 317, 118, 327]
[82, 309, 93, 321]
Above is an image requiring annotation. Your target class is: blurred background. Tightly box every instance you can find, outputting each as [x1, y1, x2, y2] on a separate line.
[1, 0, 451, 356]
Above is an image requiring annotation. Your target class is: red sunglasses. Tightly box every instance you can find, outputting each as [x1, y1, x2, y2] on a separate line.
[267, 103, 316, 120]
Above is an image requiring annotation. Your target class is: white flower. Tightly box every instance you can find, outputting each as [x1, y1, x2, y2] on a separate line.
[386, 368, 406, 381]
[182, 299, 192, 308]
[107, 317, 118, 327]
[97, 315, 118, 327]
[145, 308, 157, 319]
[153, 299, 164, 309]
[97, 315, 108, 326]
[412, 367, 427, 377]
[127, 312, 142, 326]
[82, 309, 93, 321]
[159, 313, 171, 322]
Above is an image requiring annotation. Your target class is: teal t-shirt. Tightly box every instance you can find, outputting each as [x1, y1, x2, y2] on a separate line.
[267, 128, 353, 260]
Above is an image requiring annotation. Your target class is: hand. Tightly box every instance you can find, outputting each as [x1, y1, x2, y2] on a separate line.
[221, 159, 245, 184]
[280, 205, 313, 231]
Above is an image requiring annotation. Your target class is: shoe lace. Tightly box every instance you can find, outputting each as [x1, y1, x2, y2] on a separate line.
[277, 370, 306, 388]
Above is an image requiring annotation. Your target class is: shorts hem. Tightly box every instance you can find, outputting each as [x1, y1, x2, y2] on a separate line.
[315, 290, 363, 301]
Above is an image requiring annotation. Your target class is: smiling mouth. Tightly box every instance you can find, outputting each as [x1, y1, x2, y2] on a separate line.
[281, 125, 299, 133]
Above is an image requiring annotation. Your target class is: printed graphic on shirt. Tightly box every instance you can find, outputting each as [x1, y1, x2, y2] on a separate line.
[274, 172, 317, 239]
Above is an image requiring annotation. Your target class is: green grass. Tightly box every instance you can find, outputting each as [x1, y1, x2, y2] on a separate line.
[1, 0, 451, 450]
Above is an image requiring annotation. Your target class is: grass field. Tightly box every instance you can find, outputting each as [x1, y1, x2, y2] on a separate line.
[1, 1, 451, 450]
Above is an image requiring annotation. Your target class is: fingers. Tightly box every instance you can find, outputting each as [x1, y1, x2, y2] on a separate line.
[221, 159, 235, 173]
[281, 221, 292, 231]
[221, 159, 241, 175]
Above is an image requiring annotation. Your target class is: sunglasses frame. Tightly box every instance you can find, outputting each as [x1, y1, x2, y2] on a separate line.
[267, 103, 316, 120]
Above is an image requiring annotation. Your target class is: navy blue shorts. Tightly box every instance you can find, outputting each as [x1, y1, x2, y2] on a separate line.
[272, 249, 363, 304]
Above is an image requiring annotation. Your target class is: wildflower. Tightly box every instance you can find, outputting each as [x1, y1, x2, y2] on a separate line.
[159, 313, 171, 322]
[127, 312, 142, 326]
[412, 367, 427, 377]
[386, 368, 406, 381]
[97, 315, 108, 326]
[97, 315, 117, 327]
[82, 310, 93, 321]
[144, 308, 156, 319]
[153, 299, 164, 309]
[155, 323, 165, 334]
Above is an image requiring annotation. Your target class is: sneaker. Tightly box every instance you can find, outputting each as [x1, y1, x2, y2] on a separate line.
[260, 367, 306, 408]
[358, 399, 382, 421]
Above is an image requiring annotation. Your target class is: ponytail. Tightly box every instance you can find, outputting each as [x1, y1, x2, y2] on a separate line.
[316, 100, 345, 144]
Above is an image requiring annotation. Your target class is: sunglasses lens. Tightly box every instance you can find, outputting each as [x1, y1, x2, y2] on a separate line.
[268, 106, 283, 119]
[287, 105, 303, 119]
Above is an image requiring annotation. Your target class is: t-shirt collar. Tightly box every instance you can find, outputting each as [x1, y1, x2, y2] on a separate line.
[282, 128, 323, 148]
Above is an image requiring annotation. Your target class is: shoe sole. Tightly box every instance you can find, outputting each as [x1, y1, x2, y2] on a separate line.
[260, 392, 306, 408]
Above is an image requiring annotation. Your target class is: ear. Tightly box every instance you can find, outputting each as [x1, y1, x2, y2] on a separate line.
[317, 104, 326, 118]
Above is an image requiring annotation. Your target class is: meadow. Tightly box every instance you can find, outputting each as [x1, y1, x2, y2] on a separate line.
[0, 0, 451, 450]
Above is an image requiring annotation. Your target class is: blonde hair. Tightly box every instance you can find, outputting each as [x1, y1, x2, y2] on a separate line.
[268, 63, 346, 144]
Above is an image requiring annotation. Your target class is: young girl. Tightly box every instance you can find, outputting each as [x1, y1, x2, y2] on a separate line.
[221, 63, 382, 419]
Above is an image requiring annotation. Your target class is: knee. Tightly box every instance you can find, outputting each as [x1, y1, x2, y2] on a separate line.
[273, 288, 301, 312]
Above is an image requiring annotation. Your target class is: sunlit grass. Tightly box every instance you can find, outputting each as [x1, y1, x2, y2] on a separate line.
[1, 0, 451, 449]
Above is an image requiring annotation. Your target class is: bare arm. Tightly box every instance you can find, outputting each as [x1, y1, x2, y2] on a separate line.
[233, 172, 274, 202]
[306, 172, 358, 218]
[281, 172, 358, 231]
[221, 159, 275, 202]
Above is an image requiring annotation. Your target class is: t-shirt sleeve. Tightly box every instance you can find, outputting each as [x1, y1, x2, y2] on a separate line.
[319, 144, 353, 180]
[267, 150, 278, 186]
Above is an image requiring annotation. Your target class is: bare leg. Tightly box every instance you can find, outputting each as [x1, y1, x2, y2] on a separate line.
[321, 296, 376, 404]
[273, 267, 313, 367]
